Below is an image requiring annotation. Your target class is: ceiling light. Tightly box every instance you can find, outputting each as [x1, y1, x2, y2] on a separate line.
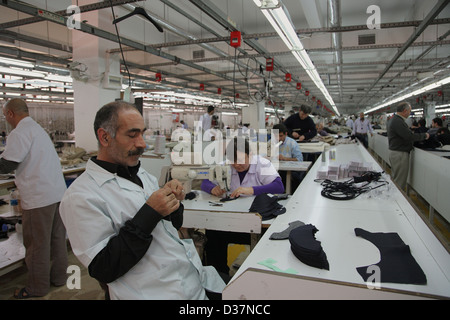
[44, 74, 73, 82]
[0, 66, 46, 78]
[365, 75, 450, 114]
[254, 0, 339, 116]
[0, 57, 34, 68]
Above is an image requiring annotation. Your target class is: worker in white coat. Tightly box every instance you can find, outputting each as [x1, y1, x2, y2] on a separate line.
[60, 101, 225, 300]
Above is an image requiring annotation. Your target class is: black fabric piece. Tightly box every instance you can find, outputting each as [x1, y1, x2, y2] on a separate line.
[288, 224, 329, 270]
[270, 220, 305, 240]
[354, 228, 427, 285]
[184, 191, 197, 200]
[249, 193, 286, 221]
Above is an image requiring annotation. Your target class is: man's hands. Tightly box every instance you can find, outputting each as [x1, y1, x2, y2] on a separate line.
[146, 179, 184, 217]
[165, 179, 185, 201]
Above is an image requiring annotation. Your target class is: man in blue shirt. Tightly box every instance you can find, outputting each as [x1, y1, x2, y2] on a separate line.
[272, 123, 305, 192]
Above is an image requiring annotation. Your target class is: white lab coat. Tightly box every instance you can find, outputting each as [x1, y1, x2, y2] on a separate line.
[60, 159, 225, 299]
[230, 155, 280, 192]
[1, 116, 66, 209]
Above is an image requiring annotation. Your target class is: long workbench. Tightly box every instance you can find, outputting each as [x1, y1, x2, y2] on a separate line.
[223, 143, 450, 299]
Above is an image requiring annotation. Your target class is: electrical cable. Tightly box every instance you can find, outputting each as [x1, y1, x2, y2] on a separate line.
[109, 0, 131, 86]
[232, 46, 237, 105]
[315, 171, 388, 201]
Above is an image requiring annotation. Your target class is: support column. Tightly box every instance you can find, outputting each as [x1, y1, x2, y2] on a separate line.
[424, 101, 436, 127]
[71, 1, 122, 152]
[242, 100, 265, 130]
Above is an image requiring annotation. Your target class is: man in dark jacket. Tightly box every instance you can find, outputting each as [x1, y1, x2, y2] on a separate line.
[387, 102, 429, 190]
[283, 105, 317, 141]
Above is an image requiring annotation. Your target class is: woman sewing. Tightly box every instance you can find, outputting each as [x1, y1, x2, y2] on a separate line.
[201, 137, 284, 274]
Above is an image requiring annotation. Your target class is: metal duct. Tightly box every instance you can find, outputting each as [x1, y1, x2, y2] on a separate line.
[328, 0, 343, 103]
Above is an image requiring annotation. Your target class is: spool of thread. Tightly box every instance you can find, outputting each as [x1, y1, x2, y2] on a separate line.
[153, 135, 166, 154]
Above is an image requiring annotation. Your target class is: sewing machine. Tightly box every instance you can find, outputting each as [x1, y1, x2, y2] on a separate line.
[159, 165, 231, 194]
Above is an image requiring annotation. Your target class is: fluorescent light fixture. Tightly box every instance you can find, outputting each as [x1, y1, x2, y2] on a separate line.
[254, 0, 340, 116]
[0, 66, 45, 78]
[172, 108, 184, 112]
[222, 112, 239, 115]
[0, 57, 34, 68]
[365, 75, 450, 114]
[45, 74, 73, 82]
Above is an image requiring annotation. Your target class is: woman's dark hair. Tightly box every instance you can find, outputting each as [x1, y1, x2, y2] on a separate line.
[225, 137, 250, 163]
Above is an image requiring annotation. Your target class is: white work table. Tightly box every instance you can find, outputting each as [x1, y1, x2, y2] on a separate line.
[276, 161, 312, 194]
[182, 191, 263, 235]
[223, 143, 450, 299]
[182, 190, 291, 248]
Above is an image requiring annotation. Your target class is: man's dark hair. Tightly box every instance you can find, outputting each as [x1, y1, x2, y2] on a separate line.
[273, 123, 288, 134]
[418, 118, 426, 127]
[94, 101, 138, 140]
[207, 105, 215, 113]
[299, 105, 311, 114]
[432, 117, 443, 127]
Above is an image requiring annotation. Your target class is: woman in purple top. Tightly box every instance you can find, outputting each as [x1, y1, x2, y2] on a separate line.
[201, 137, 284, 275]
[201, 138, 284, 198]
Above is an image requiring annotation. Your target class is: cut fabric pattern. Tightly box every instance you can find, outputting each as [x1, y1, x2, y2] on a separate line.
[354, 228, 427, 285]
[270, 220, 305, 240]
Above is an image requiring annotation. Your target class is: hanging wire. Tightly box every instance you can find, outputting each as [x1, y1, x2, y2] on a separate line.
[108, 0, 131, 86]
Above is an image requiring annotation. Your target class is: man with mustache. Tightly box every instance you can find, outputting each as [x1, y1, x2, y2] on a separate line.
[60, 101, 225, 299]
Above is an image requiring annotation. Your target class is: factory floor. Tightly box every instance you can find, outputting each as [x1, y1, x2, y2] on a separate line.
[0, 245, 105, 300]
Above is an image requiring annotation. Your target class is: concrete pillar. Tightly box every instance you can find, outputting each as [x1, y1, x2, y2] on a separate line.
[424, 101, 436, 127]
[242, 100, 265, 130]
[71, 1, 121, 152]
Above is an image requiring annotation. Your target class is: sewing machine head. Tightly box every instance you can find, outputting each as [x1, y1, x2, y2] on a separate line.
[167, 165, 231, 193]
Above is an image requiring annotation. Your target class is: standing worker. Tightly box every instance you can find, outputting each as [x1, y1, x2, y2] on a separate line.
[198, 105, 215, 141]
[283, 105, 317, 141]
[0, 98, 68, 299]
[387, 102, 429, 191]
[352, 112, 374, 148]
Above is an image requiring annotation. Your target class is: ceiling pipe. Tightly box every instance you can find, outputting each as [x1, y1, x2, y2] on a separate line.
[328, 0, 343, 104]
[359, 0, 450, 108]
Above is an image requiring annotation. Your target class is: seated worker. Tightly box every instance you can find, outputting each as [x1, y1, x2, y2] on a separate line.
[283, 105, 317, 141]
[201, 137, 284, 198]
[427, 117, 443, 136]
[60, 101, 225, 300]
[316, 122, 329, 136]
[201, 137, 284, 274]
[271, 123, 305, 193]
[436, 127, 450, 146]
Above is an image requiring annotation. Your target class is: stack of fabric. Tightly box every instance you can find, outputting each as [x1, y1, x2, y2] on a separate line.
[288, 224, 329, 270]
[249, 193, 286, 220]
